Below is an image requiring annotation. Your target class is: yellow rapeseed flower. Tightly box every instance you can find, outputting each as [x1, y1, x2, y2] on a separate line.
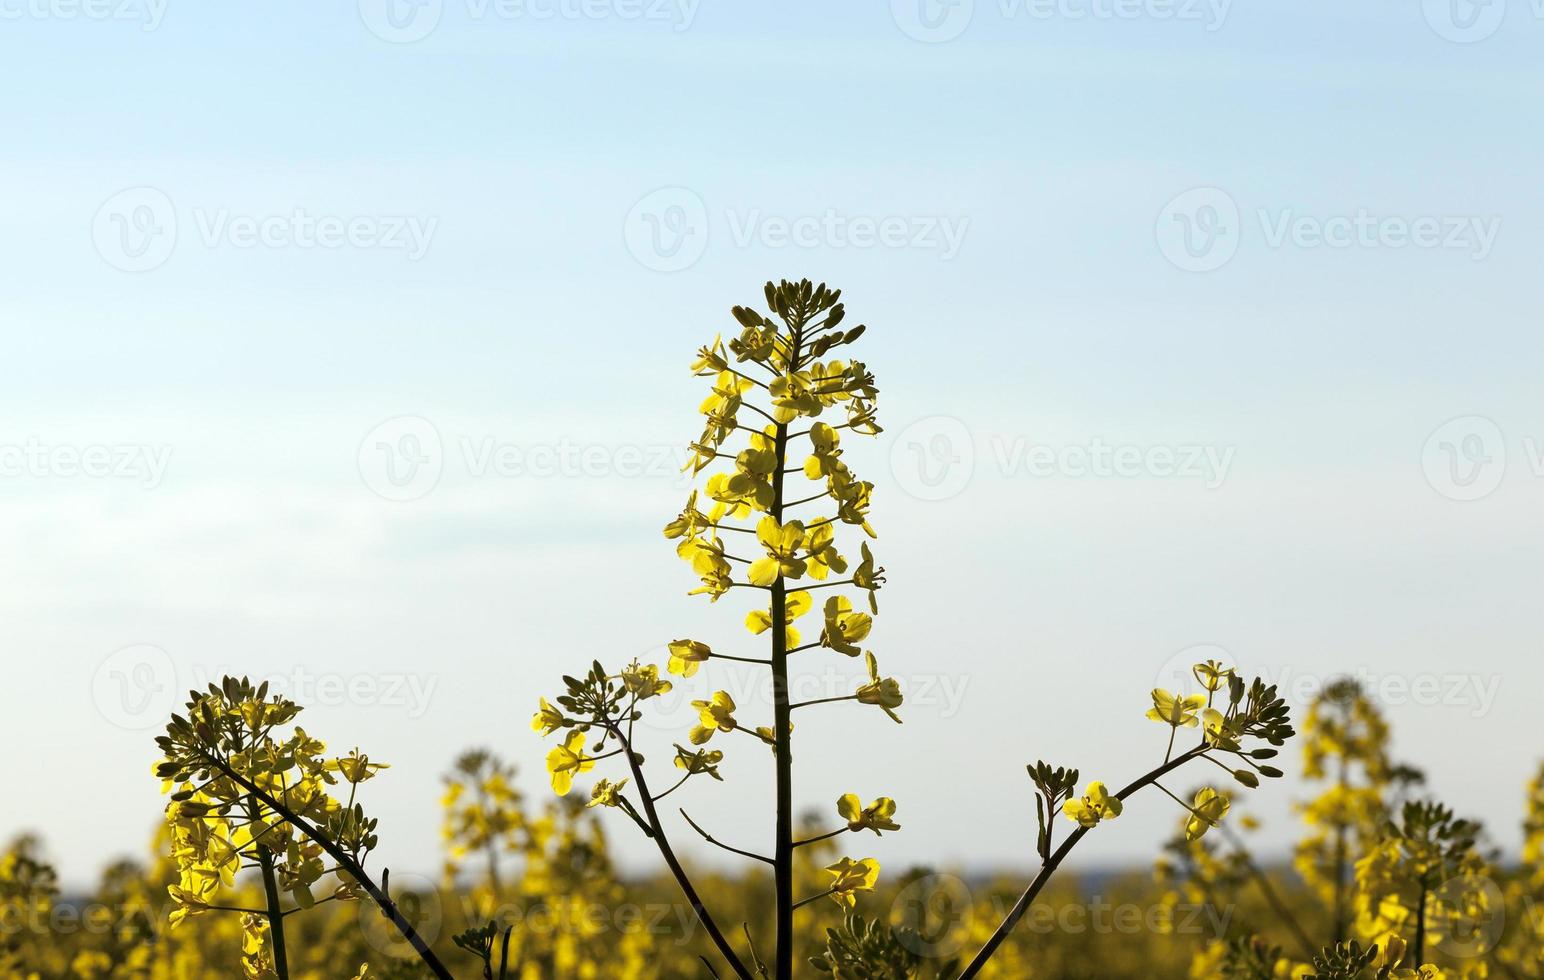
[1062, 782, 1123, 828]
[837, 795, 900, 835]
[545, 730, 595, 796]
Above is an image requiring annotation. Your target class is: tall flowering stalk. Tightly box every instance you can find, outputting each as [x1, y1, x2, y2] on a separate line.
[533, 279, 891, 979]
[532, 280, 1299, 978]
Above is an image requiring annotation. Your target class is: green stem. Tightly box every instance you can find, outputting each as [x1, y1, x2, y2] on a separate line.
[1414, 882, 1428, 964]
[769, 310, 805, 980]
[256, 847, 291, 980]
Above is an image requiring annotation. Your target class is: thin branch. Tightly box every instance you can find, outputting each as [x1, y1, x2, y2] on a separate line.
[792, 827, 849, 849]
[199, 753, 457, 980]
[791, 889, 836, 911]
[1217, 823, 1317, 962]
[681, 810, 775, 866]
[956, 746, 1207, 980]
[600, 724, 755, 980]
[790, 694, 858, 710]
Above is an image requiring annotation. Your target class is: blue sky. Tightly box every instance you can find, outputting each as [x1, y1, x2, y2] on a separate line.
[4, 0, 1544, 888]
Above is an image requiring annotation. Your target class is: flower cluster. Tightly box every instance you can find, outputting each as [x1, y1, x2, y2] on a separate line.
[152, 677, 392, 977]
[530, 280, 900, 974]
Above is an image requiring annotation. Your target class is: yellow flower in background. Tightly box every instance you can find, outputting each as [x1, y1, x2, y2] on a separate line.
[667, 639, 712, 678]
[531, 697, 564, 736]
[825, 857, 880, 907]
[1147, 689, 1205, 728]
[586, 777, 629, 809]
[545, 730, 594, 796]
[1063, 782, 1123, 829]
[690, 692, 738, 745]
[1184, 788, 1230, 841]
[621, 663, 672, 700]
[856, 652, 903, 723]
[746, 589, 813, 646]
[820, 595, 872, 657]
[837, 795, 900, 835]
[749, 516, 808, 585]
